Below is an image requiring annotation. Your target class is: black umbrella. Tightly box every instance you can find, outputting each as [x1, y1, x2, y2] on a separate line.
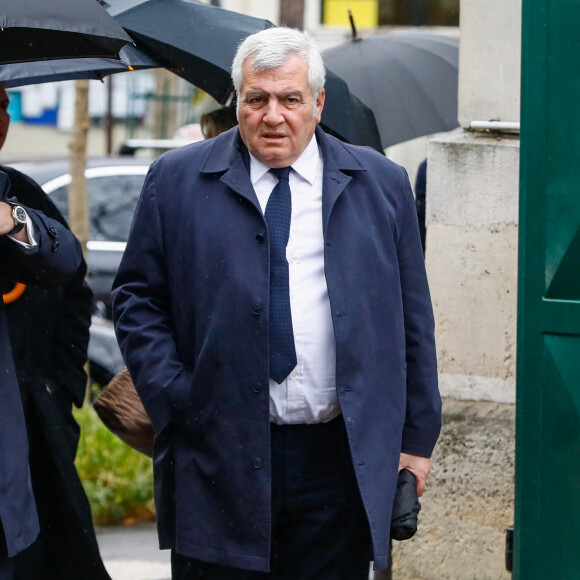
[391, 469, 421, 541]
[0, 0, 134, 65]
[322, 70, 382, 152]
[0, 45, 158, 88]
[106, 0, 382, 151]
[323, 31, 459, 149]
[106, 0, 273, 105]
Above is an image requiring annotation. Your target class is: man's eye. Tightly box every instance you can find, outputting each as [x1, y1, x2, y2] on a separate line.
[286, 97, 300, 105]
[247, 96, 263, 105]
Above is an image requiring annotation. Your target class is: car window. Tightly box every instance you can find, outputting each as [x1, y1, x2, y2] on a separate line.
[49, 174, 146, 242]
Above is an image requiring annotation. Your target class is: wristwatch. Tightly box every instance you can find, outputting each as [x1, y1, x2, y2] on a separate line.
[7, 204, 27, 235]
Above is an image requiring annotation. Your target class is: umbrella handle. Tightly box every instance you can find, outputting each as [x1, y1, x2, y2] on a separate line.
[2, 283, 26, 304]
[348, 10, 358, 40]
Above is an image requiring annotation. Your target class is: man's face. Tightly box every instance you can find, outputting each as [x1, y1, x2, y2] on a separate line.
[237, 55, 325, 168]
[0, 85, 10, 151]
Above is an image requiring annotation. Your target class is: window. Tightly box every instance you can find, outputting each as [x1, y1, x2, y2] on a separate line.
[378, 0, 459, 27]
[321, 0, 459, 27]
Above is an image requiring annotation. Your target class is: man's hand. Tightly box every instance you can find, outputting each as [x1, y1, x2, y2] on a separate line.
[399, 452, 431, 496]
[0, 201, 29, 243]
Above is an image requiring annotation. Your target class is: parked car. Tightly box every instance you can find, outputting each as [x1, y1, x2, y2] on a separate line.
[118, 137, 193, 156]
[6, 157, 152, 384]
[88, 315, 125, 386]
[118, 124, 202, 156]
[9, 156, 151, 318]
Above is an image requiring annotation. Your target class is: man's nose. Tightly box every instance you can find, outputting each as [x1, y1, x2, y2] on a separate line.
[263, 100, 283, 125]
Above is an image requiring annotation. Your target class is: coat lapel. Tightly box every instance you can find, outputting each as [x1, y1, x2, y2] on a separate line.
[315, 126, 368, 237]
[199, 125, 372, 229]
[200, 128, 262, 213]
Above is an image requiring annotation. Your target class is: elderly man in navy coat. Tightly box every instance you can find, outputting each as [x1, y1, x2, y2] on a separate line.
[0, 170, 82, 579]
[113, 27, 441, 580]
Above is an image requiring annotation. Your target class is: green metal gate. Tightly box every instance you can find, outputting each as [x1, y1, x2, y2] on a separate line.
[516, 0, 580, 577]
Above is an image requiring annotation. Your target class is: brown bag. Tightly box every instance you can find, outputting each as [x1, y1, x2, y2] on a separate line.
[93, 367, 155, 457]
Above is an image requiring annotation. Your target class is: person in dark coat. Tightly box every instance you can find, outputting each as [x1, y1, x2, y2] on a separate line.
[414, 159, 427, 254]
[0, 168, 111, 580]
[0, 174, 82, 580]
[0, 83, 110, 580]
[113, 27, 441, 579]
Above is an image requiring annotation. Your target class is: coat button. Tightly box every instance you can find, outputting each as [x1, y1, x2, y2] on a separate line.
[252, 304, 263, 315]
[48, 225, 58, 237]
[256, 233, 265, 244]
[252, 457, 263, 469]
[51, 241, 60, 253]
[252, 382, 262, 393]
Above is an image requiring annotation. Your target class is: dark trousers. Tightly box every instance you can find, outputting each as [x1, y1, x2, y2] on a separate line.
[13, 388, 110, 580]
[0, 521, 13, 580]
[172, 416, 371, 580]
[0, 559, 13, 580]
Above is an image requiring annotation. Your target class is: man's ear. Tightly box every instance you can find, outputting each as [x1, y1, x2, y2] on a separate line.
[315, 89, 325, 124]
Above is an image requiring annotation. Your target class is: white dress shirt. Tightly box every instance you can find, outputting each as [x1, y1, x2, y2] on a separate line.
[249, 134, 340, 425]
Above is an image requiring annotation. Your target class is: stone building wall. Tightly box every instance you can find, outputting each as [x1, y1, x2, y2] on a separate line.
[389, 0, 522, 577]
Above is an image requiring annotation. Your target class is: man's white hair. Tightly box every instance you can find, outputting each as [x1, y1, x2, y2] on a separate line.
[231, 27, 326, 103]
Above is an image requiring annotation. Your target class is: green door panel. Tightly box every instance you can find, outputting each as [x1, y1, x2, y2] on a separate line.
[516, 0, 580, 577]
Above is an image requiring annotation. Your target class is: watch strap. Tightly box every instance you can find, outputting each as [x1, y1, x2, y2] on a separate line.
[7, 204, 27, 236]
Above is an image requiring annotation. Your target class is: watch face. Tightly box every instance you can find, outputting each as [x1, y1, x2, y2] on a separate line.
[13, 206, 27, 224]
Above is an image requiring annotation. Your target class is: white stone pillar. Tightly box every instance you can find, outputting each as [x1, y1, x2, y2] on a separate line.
[458, 0, 521, 126]
[391, 3, 522, 577]
[427, 0, 522, 405]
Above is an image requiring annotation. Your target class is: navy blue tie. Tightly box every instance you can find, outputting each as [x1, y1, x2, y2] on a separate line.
[265, 167, 297, 384]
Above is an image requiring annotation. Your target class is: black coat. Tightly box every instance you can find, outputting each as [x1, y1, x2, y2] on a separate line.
[414, 159, 427, 253]
[0, 166, 110, 579]
[0, 169, 82, 559]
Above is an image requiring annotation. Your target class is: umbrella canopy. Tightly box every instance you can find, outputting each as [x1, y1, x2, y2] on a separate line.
[323, 31, 459, 149]
[0, 44, 158, 88]
[0, 0, 134, 65]
[322, 70, 382, 152]
[106, 0, 382, 151]
[106, 0, 272, 105]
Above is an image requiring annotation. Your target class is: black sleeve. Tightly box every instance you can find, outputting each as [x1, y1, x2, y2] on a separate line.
[1, 166, 93, 407]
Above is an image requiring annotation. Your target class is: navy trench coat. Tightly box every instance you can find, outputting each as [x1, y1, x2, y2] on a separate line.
[0, 170, 82, 557]
[112, 126, 441, 572]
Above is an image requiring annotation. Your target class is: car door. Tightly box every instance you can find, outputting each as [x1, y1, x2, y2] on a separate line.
[43, 165, 148, 316]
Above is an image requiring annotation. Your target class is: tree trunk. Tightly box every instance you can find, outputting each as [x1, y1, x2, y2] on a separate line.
[153, 68, 179, 140]
[68, 79, 90, 260]
[68, 79, 91, 396]
[279, 0, 305, 28]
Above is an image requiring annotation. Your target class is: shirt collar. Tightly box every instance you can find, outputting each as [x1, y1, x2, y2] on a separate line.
[249, 133, 320, 186]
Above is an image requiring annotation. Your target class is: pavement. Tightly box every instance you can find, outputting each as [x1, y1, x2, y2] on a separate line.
[96, 523, 170, 580]
[96, 523, 384, 579]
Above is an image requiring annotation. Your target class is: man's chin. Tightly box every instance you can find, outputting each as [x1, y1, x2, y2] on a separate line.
[255, 148, 293, 167]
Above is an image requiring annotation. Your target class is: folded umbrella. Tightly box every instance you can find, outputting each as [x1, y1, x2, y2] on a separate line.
[391, 468, 422, 541]
[0, 0, 134, 65]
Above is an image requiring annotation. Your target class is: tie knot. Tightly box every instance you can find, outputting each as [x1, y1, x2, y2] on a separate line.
[270, 166, 291, 182]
